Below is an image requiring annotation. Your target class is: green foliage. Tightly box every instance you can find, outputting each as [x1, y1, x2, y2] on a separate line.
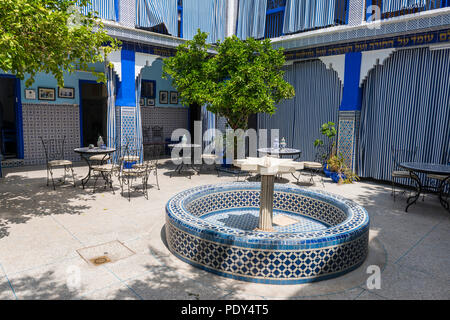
[320, 122, 337, 139]
[327, 153, 359, 184]
[162, 30, 214, 108]
[0, 0, 120, 87]
[163, 30, 295, 130]
[314, 121, 338, 161]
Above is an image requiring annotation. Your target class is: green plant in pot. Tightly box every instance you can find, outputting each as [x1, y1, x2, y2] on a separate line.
[327, 153, 360, 184]
[314, 121, 337, 173]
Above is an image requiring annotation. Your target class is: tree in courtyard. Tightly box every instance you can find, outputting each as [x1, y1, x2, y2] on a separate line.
[163, 30, 295, 131]
[0, 0, 120, 87]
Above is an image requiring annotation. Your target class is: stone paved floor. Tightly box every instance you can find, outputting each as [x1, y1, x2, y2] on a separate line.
[0, 160, 449, 300]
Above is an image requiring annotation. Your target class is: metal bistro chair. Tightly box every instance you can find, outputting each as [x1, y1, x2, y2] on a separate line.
[40, 136, 76, 190]
[120, 138, 145, 201]
[295, 144, 328, 187]
[89, 137, 111, 165]
[90, 137, 126, 194]
[143, 143, 161, 190]
[134, 144, 162, 197]
[152, 126, 164, 143]
[390, 145, 418, 201]
[426, 156, 450, 200]
[199, 138, 221, 175]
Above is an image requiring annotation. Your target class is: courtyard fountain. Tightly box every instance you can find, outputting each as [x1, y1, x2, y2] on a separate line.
[165, 156, 370, 284]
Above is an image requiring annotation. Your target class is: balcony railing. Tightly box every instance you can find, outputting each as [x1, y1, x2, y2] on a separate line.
[366, 0, 450, 21]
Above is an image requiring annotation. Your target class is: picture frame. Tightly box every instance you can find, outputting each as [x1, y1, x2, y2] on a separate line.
[140, 98, 145, 106]
[146, 98, 155, 107]
[25, 89, 36, 100]
[170, 91, 179, 104]
[58, 87, 75, 99]
[159, 90, 168, 104]
[38, 87, 56, 101]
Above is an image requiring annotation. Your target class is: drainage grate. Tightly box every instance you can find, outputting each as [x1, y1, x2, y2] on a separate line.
[77, 240, 135, 266]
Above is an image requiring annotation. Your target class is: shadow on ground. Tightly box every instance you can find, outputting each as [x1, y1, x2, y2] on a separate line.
[0, 172, 94, 239]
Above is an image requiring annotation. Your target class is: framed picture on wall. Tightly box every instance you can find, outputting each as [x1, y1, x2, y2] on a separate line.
[58, 87, 75, 99]
[159, 91, 168, 104]
[140, 98, 145, 106]
[170, 91, 178, 104]
[38, 87, 56, 101]
[146, 98, 155, 107]
[25, 89, 36, 100]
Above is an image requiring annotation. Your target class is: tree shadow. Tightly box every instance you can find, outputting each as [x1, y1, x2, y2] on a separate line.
[0, 170, 94, 239]
[0, 270, 82, 300]
[110, 226, 247, 300]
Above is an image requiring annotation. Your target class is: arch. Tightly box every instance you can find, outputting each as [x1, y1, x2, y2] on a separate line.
[357, 47, 450, 181]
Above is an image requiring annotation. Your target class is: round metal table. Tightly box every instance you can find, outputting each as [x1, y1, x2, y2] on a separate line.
[399, 162, 450, 212]
[168, 143, 202, 178]
[74, 147, 116, 188]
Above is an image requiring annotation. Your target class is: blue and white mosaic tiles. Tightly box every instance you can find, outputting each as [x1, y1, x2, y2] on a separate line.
[337, 111, 361, 171]
[165, 183, 370, 284]
[140, 107, 188, 142]
[22, 103, 80, 165]
[202, 209, 328, 233]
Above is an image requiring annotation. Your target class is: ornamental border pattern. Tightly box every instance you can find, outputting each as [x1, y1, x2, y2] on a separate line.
[165, 183, 370, 284]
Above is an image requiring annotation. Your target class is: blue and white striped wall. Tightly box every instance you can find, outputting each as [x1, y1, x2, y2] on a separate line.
[258, 60, 342, 162]
[358, 47, 450, 181]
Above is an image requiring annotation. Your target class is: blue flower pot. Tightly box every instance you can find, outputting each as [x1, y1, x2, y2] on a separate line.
[330, 172, 346, 183]
[124, 161, 137, 169]
[323, 165, 332, 177]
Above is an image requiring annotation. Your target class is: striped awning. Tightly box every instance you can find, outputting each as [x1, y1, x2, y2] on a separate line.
[283, 0, 337, 34]
[76, 0, 117, 21]
[135, 0, 178, 36]
[183, 0, 227, 43]
[381, 0, 426, 14]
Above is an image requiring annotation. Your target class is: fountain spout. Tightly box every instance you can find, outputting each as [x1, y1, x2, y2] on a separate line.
[234, 156, 304, 231]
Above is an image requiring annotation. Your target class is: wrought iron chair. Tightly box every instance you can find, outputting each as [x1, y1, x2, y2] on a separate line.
[120, 149, 148, 201]
[143, 126, 152, 144]
[40, 136, 76, 190]
[119, 137, 146, 200]
[426, 157, 450, 200]
[152, 126, 164, 143]
[199, 138, 221, 175]
[134, 144, 162, 196]
[295, 144, 328, 187]
[390, 145, 418, 201]
[88, 136, 112, 165]
[91, 137, 127, 194]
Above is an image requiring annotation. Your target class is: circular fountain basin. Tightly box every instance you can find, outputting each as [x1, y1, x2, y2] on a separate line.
[165, 183, 370, 284]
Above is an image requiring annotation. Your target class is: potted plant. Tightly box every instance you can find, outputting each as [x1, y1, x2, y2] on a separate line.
[314, 121, 337, 175]
[327, 153, 359, 184]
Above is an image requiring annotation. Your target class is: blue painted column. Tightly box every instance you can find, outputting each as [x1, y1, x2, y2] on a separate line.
[337, 52, 362, 171]
[115, 47, 137, 147]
